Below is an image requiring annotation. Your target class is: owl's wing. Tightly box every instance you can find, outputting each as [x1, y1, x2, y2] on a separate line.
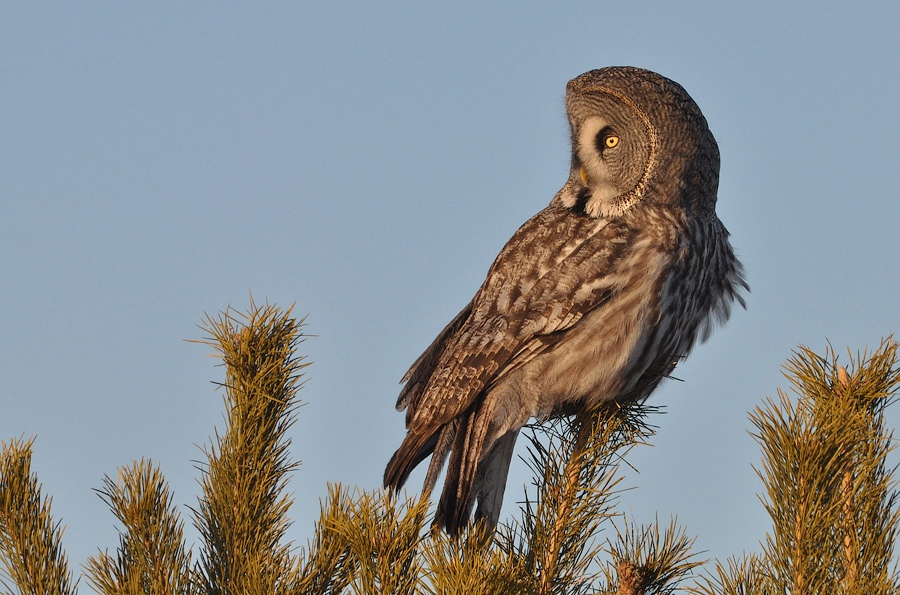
[406, 202, 640, 434]
[396, 301, 473, 413]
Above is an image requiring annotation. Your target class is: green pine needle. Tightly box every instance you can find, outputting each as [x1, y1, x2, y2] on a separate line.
[83, 459, 197, 595]
[0, 436, 76, 595]
[191, 299, 309, 594]
[3, 300, 897, 595]
[296, 485, 429, 595]
[711, 336, 900, 595]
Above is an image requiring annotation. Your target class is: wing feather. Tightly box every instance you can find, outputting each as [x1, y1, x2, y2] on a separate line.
[407, 202, 638, 434]
[396, 301, 474, 415]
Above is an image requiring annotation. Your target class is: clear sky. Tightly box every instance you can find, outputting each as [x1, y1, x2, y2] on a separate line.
[2, 1, 899, 575]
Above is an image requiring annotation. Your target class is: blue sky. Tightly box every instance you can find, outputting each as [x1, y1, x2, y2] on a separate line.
[2, 2, 899, 574]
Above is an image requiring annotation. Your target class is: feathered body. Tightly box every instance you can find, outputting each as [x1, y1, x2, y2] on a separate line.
[384, 67, 747, 535]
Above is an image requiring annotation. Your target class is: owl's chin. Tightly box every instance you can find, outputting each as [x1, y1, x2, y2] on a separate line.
[583, 184, 625, 218]
[561, 183, 630, 218]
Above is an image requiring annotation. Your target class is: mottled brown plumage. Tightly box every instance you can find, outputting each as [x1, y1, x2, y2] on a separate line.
[384, 67, 747, 535]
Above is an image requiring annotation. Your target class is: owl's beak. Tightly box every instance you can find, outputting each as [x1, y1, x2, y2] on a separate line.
[578, 166, 589, 185]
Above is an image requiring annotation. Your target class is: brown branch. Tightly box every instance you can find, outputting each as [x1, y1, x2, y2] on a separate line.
[793, 475, 807, 595]
[837, 366, 859, 590]
[616, 559, 646, 595]
[538, 412, 594, 595]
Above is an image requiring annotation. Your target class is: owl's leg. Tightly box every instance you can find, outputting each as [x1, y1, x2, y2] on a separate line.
[473, 428, 520, 529]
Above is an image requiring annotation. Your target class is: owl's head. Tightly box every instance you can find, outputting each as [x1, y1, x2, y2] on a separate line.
[561, 67, 719, 219]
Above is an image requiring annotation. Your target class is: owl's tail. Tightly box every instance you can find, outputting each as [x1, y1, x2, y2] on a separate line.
[472, 428, 519, 528]
[435, 407, 486, 535]
[383, 430, 438, 491]
[387, 404, 517, 536]
[435, 402, 518, 536]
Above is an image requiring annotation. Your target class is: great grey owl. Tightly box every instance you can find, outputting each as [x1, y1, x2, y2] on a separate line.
[384, 66, 747, 535]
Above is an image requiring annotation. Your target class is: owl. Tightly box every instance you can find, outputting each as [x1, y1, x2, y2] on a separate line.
[384, 67, 747, 535]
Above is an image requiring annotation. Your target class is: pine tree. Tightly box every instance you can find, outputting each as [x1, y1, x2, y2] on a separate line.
[0, 436, 77, 594]
[692, 338, 900, 594]
[1, 302, 897, 594]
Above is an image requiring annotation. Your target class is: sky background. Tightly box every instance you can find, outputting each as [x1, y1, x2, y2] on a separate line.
[2, 1, 899, 579]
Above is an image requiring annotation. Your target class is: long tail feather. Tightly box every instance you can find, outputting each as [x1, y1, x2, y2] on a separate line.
[384, 429, 438, 490]
[473, 429, 519, 528]
[436, 404, 492, 536]
[423, 420, 458, 493]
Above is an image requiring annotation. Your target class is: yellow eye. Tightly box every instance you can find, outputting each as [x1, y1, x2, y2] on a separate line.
[604, 135, 619, 148]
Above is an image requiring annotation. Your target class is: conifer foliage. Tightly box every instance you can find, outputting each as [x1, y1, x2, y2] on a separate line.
[0, 302, 897, 593]
[692, 338, 900, 594]
[0, 436, 76, 595]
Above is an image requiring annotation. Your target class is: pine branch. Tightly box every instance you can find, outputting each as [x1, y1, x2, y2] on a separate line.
[0, 436, 76, 595]
[499, 401, 662, 595]
[420, 522, 526, 595]
[297, 484, 428, 595]
[191, 299, 309, 595]
[606, 516, 702, 595]
[688, 555, 772, 595]
[744, 336, 900, 595]
[83, 459, 197, 595]
[293, 484, 354, 595]
[333, 488, 428, 595]
[615, 559, 646, 595]
[542, 413, 595, 592]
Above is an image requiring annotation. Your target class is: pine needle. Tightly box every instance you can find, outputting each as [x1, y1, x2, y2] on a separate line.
[191, 299, 309, 594]
[0, 436, 77, 595]
[83, 459, 197, 595]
